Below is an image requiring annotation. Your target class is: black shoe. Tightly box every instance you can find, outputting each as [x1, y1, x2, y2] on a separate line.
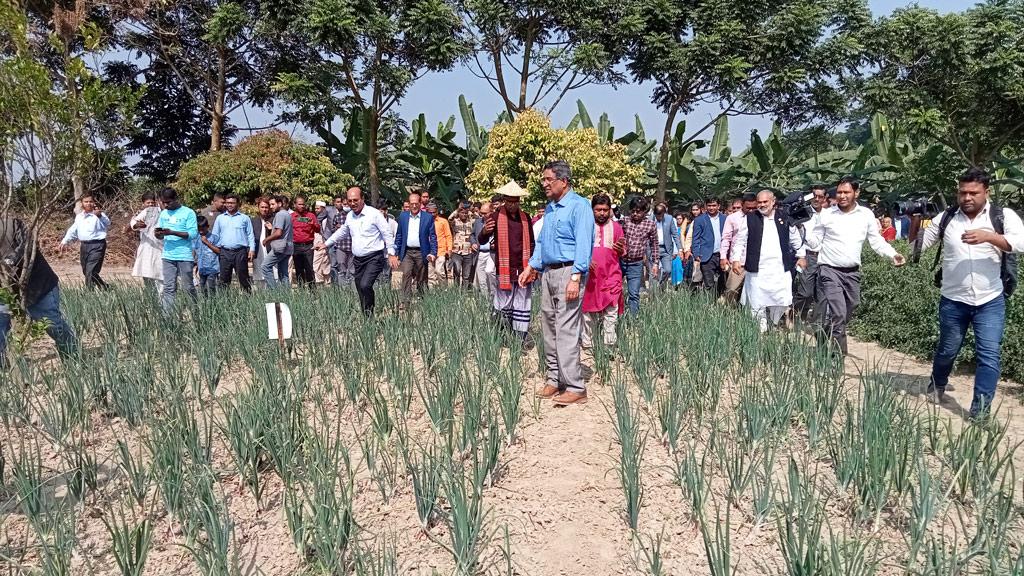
[926, 381, 945, 405]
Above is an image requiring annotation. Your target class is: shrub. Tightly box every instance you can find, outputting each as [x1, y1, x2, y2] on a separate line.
[174, 130, 353, 207]
[852, 241, 1023, 383]
[465, 109, 644, 212]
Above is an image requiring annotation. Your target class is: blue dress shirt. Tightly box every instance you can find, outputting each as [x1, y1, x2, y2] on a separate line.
[528, 190, 595, 274]
[193, 234, 221, 275]
[211, 210, 255, 250]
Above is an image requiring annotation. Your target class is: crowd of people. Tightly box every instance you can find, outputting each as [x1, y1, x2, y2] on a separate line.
[0, 163, 1021, 417]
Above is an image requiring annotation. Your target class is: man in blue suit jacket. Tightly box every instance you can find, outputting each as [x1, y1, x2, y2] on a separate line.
[650, 201, 681, 287]
[390, 191, 438, 308]
[690, 197, 728, 295]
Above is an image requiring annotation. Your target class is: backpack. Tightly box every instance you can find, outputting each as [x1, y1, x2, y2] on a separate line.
[932, 204, 1018, 297]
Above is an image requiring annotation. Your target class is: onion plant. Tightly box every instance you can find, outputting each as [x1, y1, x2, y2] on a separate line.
[102, 507, 153, 576]
[115, 439, 151, 508]
[610, 379, 646, 530]
[699, 501, 734, 576]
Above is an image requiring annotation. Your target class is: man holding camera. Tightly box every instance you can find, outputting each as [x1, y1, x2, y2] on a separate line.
[919, 167, 1023, 419]
[803, 176, 906, 355]
[793, 185, 828, 322]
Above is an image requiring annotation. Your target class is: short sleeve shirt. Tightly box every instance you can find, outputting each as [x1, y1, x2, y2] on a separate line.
[270, 210, 294, 256]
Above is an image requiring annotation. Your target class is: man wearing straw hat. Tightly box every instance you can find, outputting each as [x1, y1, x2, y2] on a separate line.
[478, 180, 536, 347]
[519, 160, 595, 406]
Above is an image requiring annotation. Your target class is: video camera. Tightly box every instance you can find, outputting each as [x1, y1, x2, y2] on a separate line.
[779, 191, 817, 226]
[895, 195, 940, 218]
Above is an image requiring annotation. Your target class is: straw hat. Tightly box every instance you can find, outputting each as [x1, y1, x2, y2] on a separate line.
[494, 180, 527, 198]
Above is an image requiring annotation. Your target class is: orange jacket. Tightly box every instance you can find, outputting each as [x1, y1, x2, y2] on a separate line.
[435, 218, 453, 256]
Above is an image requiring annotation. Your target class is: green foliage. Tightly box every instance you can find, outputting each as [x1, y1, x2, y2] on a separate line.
[862, 2, 1024, 167]
[852, 241, 1024, 383]
[270, 0, 471, 201]
[0, 3, 138, 212]
[460, 0, 633, 114]
[174, 130, 354, 206]
[465, 109, 644, 211]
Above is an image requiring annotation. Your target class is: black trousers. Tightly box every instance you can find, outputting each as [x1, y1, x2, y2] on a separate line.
[354, 250, 386, 316]
[218, 247, 252, 291]
[700, 252, 724, 296]
[80, 240, 107, 290]
[793, 251, 819, 321]
[293, 242, 315, 285]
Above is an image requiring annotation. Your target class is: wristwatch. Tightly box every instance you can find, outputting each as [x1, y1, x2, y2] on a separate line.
[570, 273, 581, 283]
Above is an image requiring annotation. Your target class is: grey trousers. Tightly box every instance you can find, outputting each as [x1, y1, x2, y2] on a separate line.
[540, 267, 586, 393]
[161, 259, 197, 312]
[794, 251, 819, 321]
[450, 252, 477, 288]
[330, 248, 354, 286]
[816, 264, 860, 355]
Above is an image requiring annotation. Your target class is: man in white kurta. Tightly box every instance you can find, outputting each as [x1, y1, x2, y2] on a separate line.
[734, 191, 805, 332]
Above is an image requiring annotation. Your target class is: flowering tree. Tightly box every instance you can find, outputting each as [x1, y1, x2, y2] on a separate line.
[465, 109, 644, 212]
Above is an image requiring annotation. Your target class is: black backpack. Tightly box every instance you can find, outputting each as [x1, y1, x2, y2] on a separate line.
[932, 204, 1018, 297]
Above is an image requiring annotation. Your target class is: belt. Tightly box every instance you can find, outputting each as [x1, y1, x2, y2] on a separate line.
[821, 263, 859, 273]
[82, 239, 106, 244]
[295, 241, 314, 246]
[222, 245, 248, 250]
[805, 250, 818, 256]
[622, 257, 644, 263]
[545, 261, 574, 270]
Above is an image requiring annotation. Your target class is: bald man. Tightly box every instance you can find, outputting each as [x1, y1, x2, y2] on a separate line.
[732, 191, 806, 332]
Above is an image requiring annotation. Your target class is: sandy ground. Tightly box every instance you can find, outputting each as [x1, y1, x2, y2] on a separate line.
[8, 265, 1024, 575]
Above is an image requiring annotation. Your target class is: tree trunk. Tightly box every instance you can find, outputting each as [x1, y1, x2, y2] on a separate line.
[656, 100, 682, 203]
[368, 109, 381, 205]
[210, 110, 223, 151]
[211, 48, 227, 151]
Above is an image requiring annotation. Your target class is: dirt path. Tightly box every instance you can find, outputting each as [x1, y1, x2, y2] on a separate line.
[846, 336, 1023, 426]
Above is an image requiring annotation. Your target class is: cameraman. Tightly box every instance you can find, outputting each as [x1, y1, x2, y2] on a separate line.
[793, 185, 828, 321]
[919, 167, 1023, 419]
[803, 176, 906, 355]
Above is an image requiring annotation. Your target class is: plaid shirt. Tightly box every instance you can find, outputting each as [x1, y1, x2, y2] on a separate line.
[621, 218, 658, 262]
[333, 211, 353, 253]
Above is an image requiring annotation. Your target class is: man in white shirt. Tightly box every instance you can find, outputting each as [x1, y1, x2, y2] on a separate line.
[918, 167, 1024, 418]
[58, 194, 111, 290]
[320, 187, 395, 316]
[803, 176, 906, 355]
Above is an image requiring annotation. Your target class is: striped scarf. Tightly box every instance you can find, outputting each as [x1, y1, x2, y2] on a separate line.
[496, 208, 531, 291]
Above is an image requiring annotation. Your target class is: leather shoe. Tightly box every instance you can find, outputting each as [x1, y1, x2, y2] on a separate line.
[535, 384, 560, 399]
[553, 391, 588, 406]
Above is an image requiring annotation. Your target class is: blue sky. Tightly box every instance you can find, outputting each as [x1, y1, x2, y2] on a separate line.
[244, 0, 968, 151]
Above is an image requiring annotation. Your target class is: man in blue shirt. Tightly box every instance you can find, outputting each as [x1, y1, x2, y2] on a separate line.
[519, 160, 594, 406]
[58, 194, 110, 290]
[155, 187, 198, 312]
[211, 193, 255, 291]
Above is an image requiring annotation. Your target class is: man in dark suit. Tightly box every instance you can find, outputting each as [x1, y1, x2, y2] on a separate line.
[391, 190, 438, 309]
[691, 197, 728, 295]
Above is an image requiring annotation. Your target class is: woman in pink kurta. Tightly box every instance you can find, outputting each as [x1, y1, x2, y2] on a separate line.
[582, 198, 625, 348]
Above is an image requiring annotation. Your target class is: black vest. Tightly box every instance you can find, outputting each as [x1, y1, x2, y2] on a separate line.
[744, 211, 796, 274]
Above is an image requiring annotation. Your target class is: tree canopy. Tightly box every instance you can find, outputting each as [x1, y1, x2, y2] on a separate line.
[465, 109, 644, 211]
[861, 1, 1024, 166]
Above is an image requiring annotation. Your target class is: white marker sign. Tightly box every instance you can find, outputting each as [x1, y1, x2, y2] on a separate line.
[265, 303, 293, 341]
